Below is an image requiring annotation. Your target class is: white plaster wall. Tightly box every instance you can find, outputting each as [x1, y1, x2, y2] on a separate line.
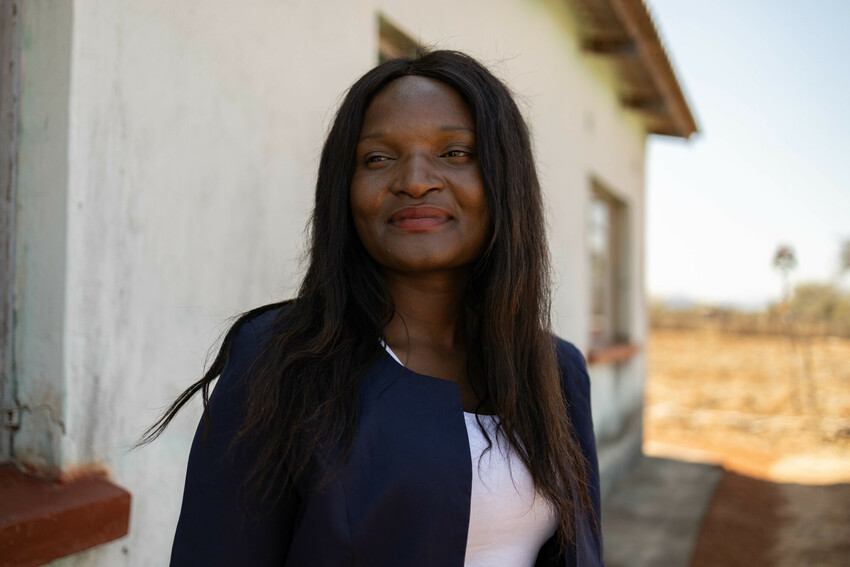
[14, 0, 73, 477]
[14, 0, 649, 564]
[589, 354, 647, 444]
[51, 2, 377, 565]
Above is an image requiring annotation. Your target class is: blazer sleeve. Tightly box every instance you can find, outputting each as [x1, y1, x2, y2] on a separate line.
[559, 340, 604, 564]
[170, 318, 298, 566]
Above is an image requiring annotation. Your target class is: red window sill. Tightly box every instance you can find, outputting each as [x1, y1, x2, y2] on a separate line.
[0, 465, 131, 567]
[586, 342, 640, 365]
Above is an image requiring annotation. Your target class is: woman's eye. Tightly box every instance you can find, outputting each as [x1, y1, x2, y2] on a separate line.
[444, 149, 472, 158]
[365, 155, 390, 164]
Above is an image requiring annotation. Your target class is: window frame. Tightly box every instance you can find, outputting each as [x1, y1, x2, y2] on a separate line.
[587, 180, 634, 362]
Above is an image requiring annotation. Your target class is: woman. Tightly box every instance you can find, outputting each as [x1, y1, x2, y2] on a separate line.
[145, 50, 602, 566]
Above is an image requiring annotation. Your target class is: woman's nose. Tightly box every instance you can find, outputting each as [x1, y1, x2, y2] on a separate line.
[391, 153, 443, 198]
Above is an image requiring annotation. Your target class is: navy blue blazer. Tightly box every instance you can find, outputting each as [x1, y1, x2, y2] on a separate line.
[171, 308, 603, 566]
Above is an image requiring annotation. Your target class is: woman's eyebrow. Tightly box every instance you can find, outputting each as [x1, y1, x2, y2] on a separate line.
[438, 126, 475, 134]
[358, 131, 387, 143]
[358, 126, 474, 143]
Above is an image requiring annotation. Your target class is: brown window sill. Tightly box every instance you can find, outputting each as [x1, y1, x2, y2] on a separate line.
[586, 342, 640, 365]
[0, 465, 131, 567]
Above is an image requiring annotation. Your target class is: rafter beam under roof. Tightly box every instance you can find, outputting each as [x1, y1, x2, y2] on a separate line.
[569, 0, 698, 138]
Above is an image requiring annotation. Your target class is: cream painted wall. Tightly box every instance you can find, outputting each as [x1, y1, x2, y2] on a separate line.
[14, 0, 73, 477]
[13, 0, 649, 564]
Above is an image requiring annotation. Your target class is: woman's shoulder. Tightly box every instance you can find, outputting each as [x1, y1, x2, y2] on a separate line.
[551, 336, 597, 456]
[552, 336, 591, 402]
[228, 301, 295, 353]
[211, 301, 295, 394]
[552, 337, 587, 367]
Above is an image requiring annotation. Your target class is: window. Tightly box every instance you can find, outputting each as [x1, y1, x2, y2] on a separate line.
[588, 181, 629, 350]
[377, 14, 420, 63]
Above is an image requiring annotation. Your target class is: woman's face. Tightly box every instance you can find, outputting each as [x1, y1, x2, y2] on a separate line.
[350, 76, 490, 276]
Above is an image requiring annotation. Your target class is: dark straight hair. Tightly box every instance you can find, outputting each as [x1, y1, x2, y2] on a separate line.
[141, 49, 593, 552]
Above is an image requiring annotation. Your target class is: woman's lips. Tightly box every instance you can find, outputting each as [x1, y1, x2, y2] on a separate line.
[389, 206, 452, 231]
[392, 217, 451, 230]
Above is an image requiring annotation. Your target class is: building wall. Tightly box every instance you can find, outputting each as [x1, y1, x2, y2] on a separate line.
[13, 0, 647, 564]
[13, 0, 73, 476]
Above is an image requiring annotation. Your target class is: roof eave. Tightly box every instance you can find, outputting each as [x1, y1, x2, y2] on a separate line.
[570, 0, 698, 139]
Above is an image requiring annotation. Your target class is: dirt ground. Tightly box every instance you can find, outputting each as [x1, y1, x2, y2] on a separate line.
[645, 329, 850, 482]
[644, 329, 850, 566]
[689, 470, 850, 567]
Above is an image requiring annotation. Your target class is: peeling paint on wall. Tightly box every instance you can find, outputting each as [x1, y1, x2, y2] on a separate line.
[15, 403, 65, 477]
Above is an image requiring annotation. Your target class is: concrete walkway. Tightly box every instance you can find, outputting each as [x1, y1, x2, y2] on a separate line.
[601, 455, 722, 567]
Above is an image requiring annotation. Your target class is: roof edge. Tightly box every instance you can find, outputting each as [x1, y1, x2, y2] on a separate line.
[570, 0, 698, 139]
[610, 0, 698, 138]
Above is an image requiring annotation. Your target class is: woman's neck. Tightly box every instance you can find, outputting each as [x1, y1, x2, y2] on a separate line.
[380, 268, 469, 352]
[381, 267, 491, 412]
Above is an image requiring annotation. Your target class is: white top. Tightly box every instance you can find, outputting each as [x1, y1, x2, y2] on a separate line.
[382, 343, 558, 566]
[463, 413, 558, 566]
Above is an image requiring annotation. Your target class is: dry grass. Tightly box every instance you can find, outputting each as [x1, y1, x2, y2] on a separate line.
[644, 329, 850, 483]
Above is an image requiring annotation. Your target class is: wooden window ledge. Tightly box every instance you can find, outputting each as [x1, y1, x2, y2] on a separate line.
[587, 342, 640, 365]
[0, 465, 131, 567]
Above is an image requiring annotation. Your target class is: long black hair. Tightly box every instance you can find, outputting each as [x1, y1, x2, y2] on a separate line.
[141, 50, 593, 551]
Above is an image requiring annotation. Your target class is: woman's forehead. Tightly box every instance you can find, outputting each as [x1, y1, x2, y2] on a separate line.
[360, 76, 474, 134]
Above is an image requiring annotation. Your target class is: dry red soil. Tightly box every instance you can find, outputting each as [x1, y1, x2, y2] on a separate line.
[645, 329, 850, 566]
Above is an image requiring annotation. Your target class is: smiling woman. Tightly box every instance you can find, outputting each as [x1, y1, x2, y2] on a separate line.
[351, 76, 490, 278]
[141, 50, 602, 567]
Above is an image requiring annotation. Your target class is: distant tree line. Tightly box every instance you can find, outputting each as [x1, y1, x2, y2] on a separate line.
[650, 294, 850, 337]
[651, 240, 850, 337]
[772, 282, 850, 324]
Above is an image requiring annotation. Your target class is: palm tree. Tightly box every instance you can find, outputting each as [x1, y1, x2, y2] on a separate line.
[772, 245, 820, 417]
[773, 245, 797, 308]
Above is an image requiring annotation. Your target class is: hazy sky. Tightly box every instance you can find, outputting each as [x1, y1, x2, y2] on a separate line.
[646, 0, 850, 307]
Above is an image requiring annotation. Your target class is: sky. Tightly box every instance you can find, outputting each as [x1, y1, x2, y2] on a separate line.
[645, 0, 850, 308]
